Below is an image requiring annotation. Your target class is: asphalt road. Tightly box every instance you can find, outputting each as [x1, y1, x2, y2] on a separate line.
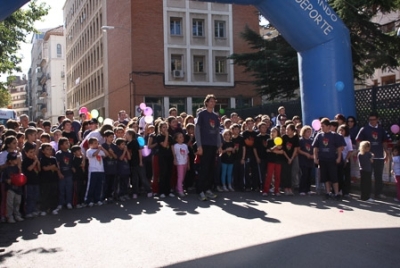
[1, 192, 399, 268]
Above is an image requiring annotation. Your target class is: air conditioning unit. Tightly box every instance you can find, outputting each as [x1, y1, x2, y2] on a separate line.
[173, 70, 184, 78]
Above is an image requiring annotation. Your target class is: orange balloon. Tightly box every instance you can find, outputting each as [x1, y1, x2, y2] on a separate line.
[86, 112, 92, 120]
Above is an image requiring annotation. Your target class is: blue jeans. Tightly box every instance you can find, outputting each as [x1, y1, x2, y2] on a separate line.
[221, 163, 234, 186]
[85, 172, 105, 203]
[59, 175, 73, 206]
[26, 184, 40, 214]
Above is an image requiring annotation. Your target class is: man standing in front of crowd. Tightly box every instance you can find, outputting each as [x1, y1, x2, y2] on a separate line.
[356, 112, 391, 199]
[195, 94, 222, 201]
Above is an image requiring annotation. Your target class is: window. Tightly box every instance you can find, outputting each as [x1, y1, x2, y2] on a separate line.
[171, 55, 183, 71]
[215, 57, 226, 73]
[381, 75, 396, 85]
[57, 44, 62, 57]
[193, 56, 205, 73]
[170, 18, 182, 35]
[192, 19, 204, 37]
[214, 21, 225, 38]
[381, 22, 395, 33]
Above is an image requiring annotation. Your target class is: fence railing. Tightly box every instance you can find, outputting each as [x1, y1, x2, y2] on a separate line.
[228, 83, 400, 137]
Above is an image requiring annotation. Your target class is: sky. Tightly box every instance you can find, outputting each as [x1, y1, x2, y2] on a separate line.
[1, 0, 64, 82]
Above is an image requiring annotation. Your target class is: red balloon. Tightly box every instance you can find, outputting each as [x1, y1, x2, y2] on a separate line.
[11, 173, 27, 187]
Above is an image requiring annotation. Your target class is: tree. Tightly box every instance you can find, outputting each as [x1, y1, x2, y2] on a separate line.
[0, 88, 11, 108]
[230, 0, 400, 100]
[230, 26, 298, 101]
[0, 0, 49, 93]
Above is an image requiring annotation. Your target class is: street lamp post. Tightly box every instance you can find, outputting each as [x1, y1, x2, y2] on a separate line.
[102, 24, 133, 116]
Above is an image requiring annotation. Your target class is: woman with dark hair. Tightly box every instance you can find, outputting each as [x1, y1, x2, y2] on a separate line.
[79, 120, 90, 141]
[346, 116, 359, 146]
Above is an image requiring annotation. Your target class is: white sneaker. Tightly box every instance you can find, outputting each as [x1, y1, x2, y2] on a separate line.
[15, 216, 24, 222]
[32, 211, 39, 217]
[56, 205, 62, 210]
[160, 194, 166, 198]
[206, 190, 217, 199]
[177, 192, 185, 198]
[81, 203, 87, 208]
[7, 217, 16, 224]
[228, 185, 235, 192]
[216, 185, 224, 192]
[52, 209, 58, 215]
[67, 203, 73, 209]
[88, 202, 94, 207]
[25, 213, 33, 219]
[96, 201, 103, 206]
[40, 211, 47, 216]
[299, 192, 306, 196]
[367, 198, 375, 202]
[76, 204, 83, 209]
[169, 193, 175, 198]
[394, 198, 400, 202]
[147, 192, 153, 198]
[262, 192, 268, 196]
[222, 186, 229, 192]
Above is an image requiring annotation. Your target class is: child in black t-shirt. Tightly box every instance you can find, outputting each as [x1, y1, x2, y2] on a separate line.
[71, 145, 86, 208]
[101, 130, 118, 202]
[4, 152, 24, 223]
[40, 143, 60, 215]
[241, 118, 259, 191]
[115, 138, 131, 201]
[22, 143, 41, 218]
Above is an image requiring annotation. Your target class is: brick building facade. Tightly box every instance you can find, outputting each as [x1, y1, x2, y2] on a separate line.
[65, 0, 259, 120]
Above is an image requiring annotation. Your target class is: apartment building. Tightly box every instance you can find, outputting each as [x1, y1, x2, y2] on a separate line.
[7, 76, 28, 116]
[64, 0, 259, 119]
[365, 10, 400, 87]
[28, 26, 66, 124]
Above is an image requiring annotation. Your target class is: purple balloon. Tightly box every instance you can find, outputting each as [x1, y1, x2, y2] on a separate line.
[141, 146, 151, 157]
[139, 103, 146, 110]
[312, 119, 321, 131]
[391, 124, 400, 134]
[144, 107, 153, 116]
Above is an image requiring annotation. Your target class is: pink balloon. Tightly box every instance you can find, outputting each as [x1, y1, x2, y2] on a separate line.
[141, 146, 151, 157]
[391, 124, 400, 134]
[144, 107, 153, 116]
[139, 103, 146, 110]
[312, 119, 321, 131]
[79, 107, 88, 114]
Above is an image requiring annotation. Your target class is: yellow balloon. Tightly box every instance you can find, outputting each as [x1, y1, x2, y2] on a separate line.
[274, 137, 283, 146]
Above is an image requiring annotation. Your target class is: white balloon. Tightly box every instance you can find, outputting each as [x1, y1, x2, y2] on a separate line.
[144, 115, 153, 124]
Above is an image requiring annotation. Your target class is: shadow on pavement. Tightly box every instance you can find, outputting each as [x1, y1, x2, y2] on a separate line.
[0, 189, 399, 262]
[167, 228, 400, 268]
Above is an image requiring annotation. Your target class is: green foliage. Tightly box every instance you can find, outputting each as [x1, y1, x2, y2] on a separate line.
[0, 0, 49, 90]
[330, 0, 400, 80]
[229, 26, 299, 100]
[0, 88, 11, 108]
[231, 0, 400, 99]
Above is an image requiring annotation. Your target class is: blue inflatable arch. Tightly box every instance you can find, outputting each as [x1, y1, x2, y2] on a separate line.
[203, 0, 356, 124]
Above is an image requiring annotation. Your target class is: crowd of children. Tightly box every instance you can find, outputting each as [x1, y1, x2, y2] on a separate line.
[0, 99, 399, 224]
